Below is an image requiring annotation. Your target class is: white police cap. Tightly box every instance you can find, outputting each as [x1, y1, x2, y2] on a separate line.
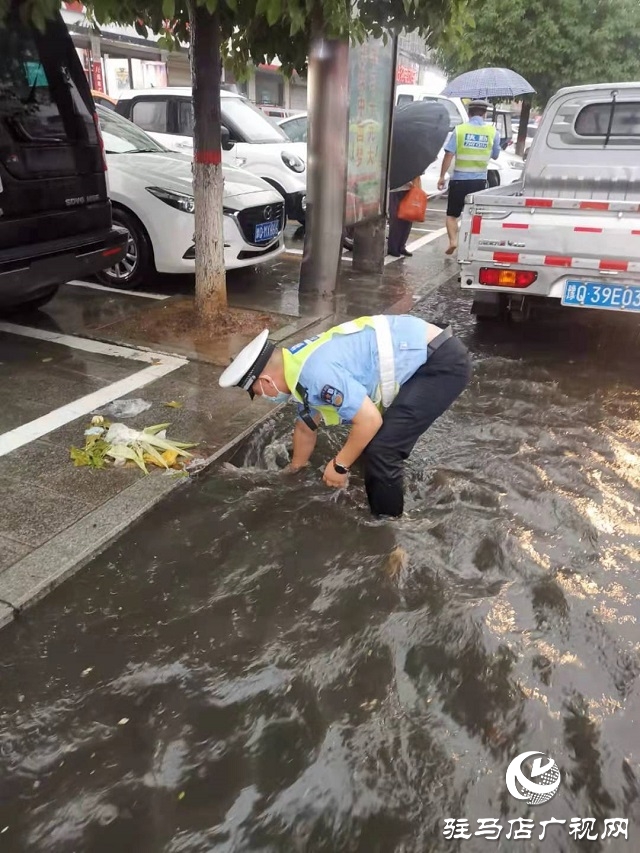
[218, 328, 275, 399]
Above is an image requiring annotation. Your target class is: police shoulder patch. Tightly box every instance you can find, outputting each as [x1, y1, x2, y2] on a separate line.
[320, 384, 344, 407]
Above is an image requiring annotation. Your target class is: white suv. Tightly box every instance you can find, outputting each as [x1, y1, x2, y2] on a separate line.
[116, 88, 307, 224]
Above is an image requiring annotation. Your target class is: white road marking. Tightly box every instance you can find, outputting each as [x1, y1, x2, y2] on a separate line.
[66, 280, 169, 300]
[285, 226, 447, 265]
[384, 227, 447, 264]
[284, 247, 353, 263]
[0, 324, 187, 457]
[0, 323, 176, 363]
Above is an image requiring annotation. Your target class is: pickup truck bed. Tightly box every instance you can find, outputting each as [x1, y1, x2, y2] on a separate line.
[457, 83, 640, 321]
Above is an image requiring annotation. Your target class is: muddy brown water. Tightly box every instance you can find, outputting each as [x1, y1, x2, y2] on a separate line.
[0, 285, 639, 852]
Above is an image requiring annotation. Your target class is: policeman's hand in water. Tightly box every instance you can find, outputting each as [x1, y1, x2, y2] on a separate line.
[218, 317, 471, 518]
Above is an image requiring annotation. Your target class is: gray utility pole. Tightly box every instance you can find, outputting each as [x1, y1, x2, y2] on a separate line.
[298, 36, 350, 297]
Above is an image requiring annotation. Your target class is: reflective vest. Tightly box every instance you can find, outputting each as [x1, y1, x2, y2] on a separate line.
[454, 122, 496, 174]
[282, 316, 398, 427]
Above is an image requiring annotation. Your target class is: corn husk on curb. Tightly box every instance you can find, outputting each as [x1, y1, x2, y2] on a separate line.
[70, 416, 196, 473]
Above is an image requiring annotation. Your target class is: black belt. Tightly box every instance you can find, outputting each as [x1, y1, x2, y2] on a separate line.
[427, 325, 453, 358]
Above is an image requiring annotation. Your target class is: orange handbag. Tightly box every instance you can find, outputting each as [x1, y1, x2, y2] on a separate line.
[397, 180, 428, 222]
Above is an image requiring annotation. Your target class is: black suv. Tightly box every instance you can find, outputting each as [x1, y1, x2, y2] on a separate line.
[0, 4, 127, 310]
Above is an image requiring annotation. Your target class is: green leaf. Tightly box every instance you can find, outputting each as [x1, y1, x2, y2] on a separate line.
[70, 446, 90, 467]
[162, 0, 175, 19]
[143, 423, 172, 435]
[164, 400, 184, 409]
[266, 0, 281, 26]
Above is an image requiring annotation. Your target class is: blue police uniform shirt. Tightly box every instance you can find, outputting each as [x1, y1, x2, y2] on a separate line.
[293, 315, 429, 424]
[444, 115, 501, 181]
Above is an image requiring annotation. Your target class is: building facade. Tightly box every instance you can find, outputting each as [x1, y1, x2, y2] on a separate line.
[61, 2, 307, 109]
[396, 30, 446, 91]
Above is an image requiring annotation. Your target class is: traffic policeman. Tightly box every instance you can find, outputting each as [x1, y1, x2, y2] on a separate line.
[219, 314, 472, 518]
[438, 99, 501, 255]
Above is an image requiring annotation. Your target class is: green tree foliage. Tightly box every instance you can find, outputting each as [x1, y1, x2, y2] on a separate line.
[437, 0, 640, 106]
[5, 0, 464, 78]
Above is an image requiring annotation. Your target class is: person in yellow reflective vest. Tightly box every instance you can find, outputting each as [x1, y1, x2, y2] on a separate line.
[438, 99, 501, 256]
[219, 314, 471, 518]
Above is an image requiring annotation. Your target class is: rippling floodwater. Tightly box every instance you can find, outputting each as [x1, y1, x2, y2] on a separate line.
[0, 286, 639, 852]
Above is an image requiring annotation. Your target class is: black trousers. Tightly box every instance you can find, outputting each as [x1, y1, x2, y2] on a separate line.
[362, 336, 472, 517]
[388, 190, 413, 255]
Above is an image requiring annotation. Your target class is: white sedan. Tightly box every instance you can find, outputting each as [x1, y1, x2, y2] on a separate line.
[97, 106, 285, 288]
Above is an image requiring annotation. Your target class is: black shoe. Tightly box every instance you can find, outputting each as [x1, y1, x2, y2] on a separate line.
[401, 248, 413, 257]
[387, 250, 402, 257]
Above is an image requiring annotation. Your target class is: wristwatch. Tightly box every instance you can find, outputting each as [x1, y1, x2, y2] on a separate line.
[333, 458, 350, 475]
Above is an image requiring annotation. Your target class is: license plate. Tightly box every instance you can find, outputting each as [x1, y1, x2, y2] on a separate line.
[562, 281, 640, 313]
[254, 220, 279, 242]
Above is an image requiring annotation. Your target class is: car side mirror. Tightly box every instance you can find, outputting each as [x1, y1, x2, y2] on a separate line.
[221, 125, 235, 151]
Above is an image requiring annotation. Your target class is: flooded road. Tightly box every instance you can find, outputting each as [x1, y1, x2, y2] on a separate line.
[0, 281, 639, 852]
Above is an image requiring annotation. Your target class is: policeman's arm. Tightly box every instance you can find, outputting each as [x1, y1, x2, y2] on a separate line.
[335, 397, 383, 468]
[491, 132, 501, 159]
[290, 413, 322, 470]
[439, 152, 454, 187]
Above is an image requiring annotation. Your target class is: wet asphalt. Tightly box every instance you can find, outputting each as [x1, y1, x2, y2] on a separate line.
[0, 275, 639, 852]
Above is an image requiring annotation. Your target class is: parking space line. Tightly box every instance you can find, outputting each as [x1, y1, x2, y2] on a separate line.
[0, 324, 187, 457]
[285, 227, 446, 265]
[0, 323, 178, 364]
[67, 280, 169, 300]
[0, 363, 186, 457]
[384, 227, 447, 264]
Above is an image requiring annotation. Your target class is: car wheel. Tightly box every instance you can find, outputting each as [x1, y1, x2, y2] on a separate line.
[487, 170, 500, 188]
[97, 208, 153, 289]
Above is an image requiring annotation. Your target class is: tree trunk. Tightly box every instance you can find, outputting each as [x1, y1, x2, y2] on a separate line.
[189, 0, 227, 321]
[516, 98, 532, 158]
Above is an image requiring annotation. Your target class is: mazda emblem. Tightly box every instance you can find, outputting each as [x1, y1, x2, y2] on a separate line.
[263, 205, 273, 220]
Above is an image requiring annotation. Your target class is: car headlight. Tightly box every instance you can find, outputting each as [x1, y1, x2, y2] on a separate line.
[146, 187, 195, 214]
[281, 151, 305, 173]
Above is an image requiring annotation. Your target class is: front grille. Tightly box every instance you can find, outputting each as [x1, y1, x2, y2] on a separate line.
[237, 246, 280, 260]
[236, 201, 285, 245]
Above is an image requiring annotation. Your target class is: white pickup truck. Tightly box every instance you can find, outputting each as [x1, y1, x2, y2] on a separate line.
[457, 82, 640, 321]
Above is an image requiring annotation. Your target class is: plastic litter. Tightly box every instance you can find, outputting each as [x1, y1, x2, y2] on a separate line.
[98, 398, 152, 419]
[69, 416, 196, 473]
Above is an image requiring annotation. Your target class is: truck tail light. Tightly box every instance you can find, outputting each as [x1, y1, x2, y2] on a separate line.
[479, 268, 537, 288]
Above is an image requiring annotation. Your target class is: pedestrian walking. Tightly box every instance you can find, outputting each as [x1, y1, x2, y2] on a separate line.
[387, 177, 421, 257]
[438, 99, 501, 255]
[219, 314, 472, 518]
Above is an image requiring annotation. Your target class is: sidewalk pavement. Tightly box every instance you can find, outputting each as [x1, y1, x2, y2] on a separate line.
[0, 236, 458, 626]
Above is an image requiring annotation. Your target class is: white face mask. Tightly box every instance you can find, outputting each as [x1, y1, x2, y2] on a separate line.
[259, 377, 290, 404]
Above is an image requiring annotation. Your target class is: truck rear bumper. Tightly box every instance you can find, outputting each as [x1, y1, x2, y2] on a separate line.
[460, 266, 640, 299]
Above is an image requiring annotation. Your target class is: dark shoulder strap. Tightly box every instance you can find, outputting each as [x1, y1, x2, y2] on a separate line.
[296, 383, 319, 431]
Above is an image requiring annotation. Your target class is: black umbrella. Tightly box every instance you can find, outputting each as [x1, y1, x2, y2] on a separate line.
[389, 100, 451, 190]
